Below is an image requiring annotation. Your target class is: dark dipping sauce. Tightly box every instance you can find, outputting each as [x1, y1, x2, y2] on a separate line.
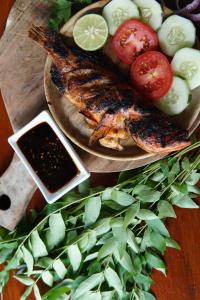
[17, 122, 78, 193]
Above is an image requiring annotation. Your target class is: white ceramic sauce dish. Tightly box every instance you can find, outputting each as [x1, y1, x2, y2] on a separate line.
[8, 111, 90, 204]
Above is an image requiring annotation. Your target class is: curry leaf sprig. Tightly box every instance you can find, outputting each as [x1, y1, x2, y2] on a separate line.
[0, 142, 199, 300]
[44, 0, 95, 30]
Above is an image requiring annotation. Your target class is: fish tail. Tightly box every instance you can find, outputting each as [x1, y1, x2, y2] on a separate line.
[29, 25, 51, 47]
[29, 25, 70, 68]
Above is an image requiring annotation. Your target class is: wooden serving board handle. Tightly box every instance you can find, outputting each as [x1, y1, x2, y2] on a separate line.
[0, 155, 36, 230]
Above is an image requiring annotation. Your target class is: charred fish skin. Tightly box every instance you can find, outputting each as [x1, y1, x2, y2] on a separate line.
[29, 25, 191, 154]
[127, 117, 191, 154]
[50, 65, 65, 95]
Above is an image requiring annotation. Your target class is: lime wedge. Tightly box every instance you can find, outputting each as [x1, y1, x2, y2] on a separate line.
[73, 14, 108, 51]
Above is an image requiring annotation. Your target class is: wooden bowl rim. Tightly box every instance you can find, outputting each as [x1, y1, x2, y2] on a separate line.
[44, 0, 199, 162]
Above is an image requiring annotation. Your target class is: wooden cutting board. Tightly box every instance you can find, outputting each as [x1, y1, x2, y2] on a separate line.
[0, 0, 199, 230]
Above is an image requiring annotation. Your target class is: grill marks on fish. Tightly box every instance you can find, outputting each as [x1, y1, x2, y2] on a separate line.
[128, 117, 190, 153]
[29, 25, 191, 154]
[50, 65, 65, 95]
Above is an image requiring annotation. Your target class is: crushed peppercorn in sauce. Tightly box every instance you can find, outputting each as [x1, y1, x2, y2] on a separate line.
[17, 122, 78, 193]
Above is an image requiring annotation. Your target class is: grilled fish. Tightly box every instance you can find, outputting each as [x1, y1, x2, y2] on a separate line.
[29, 25, 191, 154]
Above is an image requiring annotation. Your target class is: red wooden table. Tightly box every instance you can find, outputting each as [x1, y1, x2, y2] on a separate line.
[0, 1, 200, 299]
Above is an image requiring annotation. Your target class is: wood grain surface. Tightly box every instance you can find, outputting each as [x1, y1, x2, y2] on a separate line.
[0, 0, 164, 174]
[0, 1, 200, 300]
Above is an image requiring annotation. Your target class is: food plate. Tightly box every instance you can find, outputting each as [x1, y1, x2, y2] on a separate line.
[44, 0, 200, 161]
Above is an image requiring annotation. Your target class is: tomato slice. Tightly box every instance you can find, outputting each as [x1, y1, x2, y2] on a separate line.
[130, 51, 173, 101]
[112, 19, 158, 65]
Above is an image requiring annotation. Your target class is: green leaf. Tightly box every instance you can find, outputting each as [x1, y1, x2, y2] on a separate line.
[94, 218, 111, 236]
[171, 184, 187, 195]
[80, 231, 96, 253]
[111, 190, 134, 206]
[79, 233, 89, 252]
[102, 188, 113, 201]
[20, 286, 33, 300]
[140, 228, 151, 252]
[146, 219, 170, 237]
[84, 252, 98, 262]
[134, 274, 153, 291]
[187, 185, 200, 194]
[138, 190, 161, 203]
[84, 196, 101, 226]
[78, 179, 90, 195]
[104, 267, 123, 298]
[150, 232, 166, 254]
[133, 256, 142, 274]
[111, 218, 127, 243]
[34, 284, 42, 300]
[158, 200, 176, 218]
[86, 230, 97, 251]
[124, 202, 140, 227]
[14, 275, 34, 286]
[80, 291, 101, 300]
[168, 161, 180, 183]
[42, 271, 54, 287]
[142, 291, 156, 300]
[132, 185, 151, 195]
[0, 271, 9, 293]
[67, 244, 82, 272]
[98, 238, 117, 260]
[151, 172, 165, 182]
[0, 242, 17, 251]
[36, 257, 53, 269]
[114, 250, 134, 273]
[172, 194, 199, 208]
[165, 237, 181, 250]
[182, 157, 190, 171]
[31, 230, 48, 258]
[127, 229, 139, 253]
[145, 251, 166, 275]
[4, 256, 19, 271]
[96, 232, 113, 246]
[46, 213, 66, 250]
[48, 0, 72, 30]
[104, 200, 123, 210]
[137, 209, 158, 220]
[42, 285, 70, 300]
[53, 259, 67, 279]
[160, 159, 169, 177]
[185, 171, 200, 185]
[0, 248, 14, 264]
[74, 273, 104, 298]
[102, 291, 115, 300]
[22, 246, 34, 276]
[88, 261, 101, 276]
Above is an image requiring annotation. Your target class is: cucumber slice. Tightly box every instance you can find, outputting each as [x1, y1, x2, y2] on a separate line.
[171, 48, 200, 90]
[155, 76, 191, 116]
[133, 0, 163, 31]
[103, 0, 140, 36]
[158, 15, 196, 57]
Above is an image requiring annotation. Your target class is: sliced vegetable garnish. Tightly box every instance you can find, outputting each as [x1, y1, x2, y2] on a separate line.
[112, 19, 158, 65]
[73, 14, 108, 51]
[103, 0, 139, 36]
[155, 76, 191, 116]
[171, 48, 200, 90]
[158, 15, 196, 57]
[130, 51, 173, 100]
[134, 0, 163, 31]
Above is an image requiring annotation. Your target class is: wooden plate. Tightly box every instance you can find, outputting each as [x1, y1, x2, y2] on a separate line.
[44, 0, 200, 162]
